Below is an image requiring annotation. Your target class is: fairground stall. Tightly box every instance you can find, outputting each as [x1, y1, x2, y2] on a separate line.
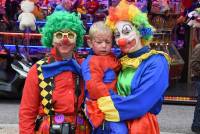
[0, 0, 199, 104]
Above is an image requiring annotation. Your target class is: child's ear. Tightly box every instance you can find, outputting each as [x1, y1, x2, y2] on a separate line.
[85, 35, 93, 48]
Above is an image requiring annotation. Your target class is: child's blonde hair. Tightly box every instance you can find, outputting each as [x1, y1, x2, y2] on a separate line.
[89, 21, 112, 39]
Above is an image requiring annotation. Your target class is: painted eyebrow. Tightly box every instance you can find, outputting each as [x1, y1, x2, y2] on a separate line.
[122, 24, 132, 31]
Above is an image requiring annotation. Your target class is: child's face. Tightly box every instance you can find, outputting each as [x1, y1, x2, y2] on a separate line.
[91, 32, 112, 56]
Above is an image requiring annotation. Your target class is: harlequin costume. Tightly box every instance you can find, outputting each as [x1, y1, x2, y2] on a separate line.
[93, 1, 171, 134]
[19, 11, 91, 134]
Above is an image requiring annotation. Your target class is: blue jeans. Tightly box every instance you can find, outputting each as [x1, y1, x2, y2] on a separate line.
[93, 121, 128, 134]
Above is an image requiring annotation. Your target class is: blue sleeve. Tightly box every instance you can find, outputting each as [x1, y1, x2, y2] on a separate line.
[111, 55, 169, 121]
[81, 55, 92, 81]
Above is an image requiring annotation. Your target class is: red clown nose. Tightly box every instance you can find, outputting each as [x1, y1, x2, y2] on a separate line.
[62, 36, 69, 45]
[118, 38, 127, 47]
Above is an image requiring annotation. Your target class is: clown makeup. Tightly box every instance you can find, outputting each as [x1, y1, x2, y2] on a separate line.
[52, 30, 77, 59]
[114, 21, 143, 53]
[53, 31, 77, 45]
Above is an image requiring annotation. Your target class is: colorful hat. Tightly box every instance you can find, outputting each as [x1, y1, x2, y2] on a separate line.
[106, 0, 154, 45]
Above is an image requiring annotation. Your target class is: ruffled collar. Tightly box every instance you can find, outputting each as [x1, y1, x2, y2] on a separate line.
[120, 48, 170, 69]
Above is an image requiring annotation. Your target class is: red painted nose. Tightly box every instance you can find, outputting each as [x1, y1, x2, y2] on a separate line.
[62, 36, 69, 45]
[117, 38, 127, 47]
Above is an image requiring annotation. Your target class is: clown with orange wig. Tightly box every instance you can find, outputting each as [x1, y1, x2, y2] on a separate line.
[92, 0, 171, 133]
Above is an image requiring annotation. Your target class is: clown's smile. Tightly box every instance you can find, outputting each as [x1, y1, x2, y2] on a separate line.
[119, 39, 136, 53]
[114, 21, 143, 53]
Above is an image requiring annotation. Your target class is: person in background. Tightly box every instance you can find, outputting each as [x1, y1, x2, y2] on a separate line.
[19, 11, 91, 134]
[81, 21, 128, 133]
[191, 43, 200, 133]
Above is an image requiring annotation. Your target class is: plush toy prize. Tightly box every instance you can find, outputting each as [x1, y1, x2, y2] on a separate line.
[18, 0, 36, 31]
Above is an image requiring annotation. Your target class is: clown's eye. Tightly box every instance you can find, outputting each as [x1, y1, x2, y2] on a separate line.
[114, 30, 120, 39]
[68, 32, 75, 39]
[122, 24, 132, 35]
[55, 32, 63, 39]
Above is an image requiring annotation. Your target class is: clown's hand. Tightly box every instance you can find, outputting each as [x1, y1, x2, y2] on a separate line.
[97, 90, 120, 122]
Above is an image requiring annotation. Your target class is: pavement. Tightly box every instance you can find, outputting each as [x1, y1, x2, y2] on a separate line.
[158, 105, 196, 134]
[0, 102, 198, 134]
[0, 124, 18, 134]
[0, 125, 188, 134]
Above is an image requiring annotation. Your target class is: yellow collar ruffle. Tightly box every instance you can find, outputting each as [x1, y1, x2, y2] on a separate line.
[120, 50, 171, 69]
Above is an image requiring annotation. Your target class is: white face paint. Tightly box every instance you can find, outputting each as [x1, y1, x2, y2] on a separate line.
[114, 21, 143, 53]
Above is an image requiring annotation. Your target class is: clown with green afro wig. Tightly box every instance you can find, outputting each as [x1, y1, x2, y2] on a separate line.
[41, 11, 85, 48]
[18, 11, 92, 134]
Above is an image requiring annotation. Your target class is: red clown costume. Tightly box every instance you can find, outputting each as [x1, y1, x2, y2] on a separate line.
[19, 11, 91, 134]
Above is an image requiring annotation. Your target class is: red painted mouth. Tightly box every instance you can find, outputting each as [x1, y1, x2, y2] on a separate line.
[120, 39, 136, 53]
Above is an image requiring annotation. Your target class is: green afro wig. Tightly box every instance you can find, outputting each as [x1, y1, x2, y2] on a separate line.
[41, 11, 86, 48]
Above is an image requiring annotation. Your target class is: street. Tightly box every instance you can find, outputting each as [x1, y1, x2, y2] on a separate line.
[0, 99, 197, 134]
